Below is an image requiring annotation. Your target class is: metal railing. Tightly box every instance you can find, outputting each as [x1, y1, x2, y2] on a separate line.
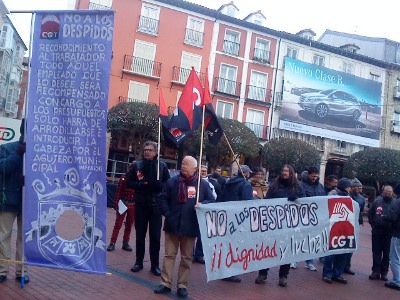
[246, 85, 271, 102]
[138, 15, 159, 35]
[213, 77, 241, 97]
[253, 48, 270, 64]
[171, 66, 206, 85]
[118, 96, 150, 104]
[88, 2, 112, 10]
[106, 159, 131, 182]
[123, 55, 162, 78]
[184, 28, 204, 47]
[222, 40, 240, 56]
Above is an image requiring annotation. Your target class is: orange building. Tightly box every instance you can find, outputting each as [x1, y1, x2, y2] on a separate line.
[75, 0, 279, 167]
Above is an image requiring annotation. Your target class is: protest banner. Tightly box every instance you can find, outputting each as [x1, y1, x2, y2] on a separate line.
[196, 196, 360, 281]
[23, 10, 114, 274]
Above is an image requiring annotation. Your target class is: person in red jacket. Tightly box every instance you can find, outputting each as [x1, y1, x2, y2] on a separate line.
[107, 164, 136, 252]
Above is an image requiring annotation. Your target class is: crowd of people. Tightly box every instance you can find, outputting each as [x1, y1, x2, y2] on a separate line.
[1, 137, 400, 297]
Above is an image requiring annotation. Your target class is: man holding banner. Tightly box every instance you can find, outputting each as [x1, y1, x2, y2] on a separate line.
[154, 156, 214, 298]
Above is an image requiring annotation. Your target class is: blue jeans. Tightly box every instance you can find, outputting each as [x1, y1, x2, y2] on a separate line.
[389, 237, 400, 287]
[322, 254, 347, 278]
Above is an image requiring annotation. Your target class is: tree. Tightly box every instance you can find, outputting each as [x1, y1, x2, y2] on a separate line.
[183, 117, 260, 168]
[342, 148, 400, 189]
[107, 102, 159, 158]
[262, 138, 321, 177]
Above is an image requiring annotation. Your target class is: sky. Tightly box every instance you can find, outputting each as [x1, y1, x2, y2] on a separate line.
[3, 0, 399, 49]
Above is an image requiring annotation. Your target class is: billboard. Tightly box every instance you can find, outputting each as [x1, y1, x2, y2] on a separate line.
[280, 57, 382, 147]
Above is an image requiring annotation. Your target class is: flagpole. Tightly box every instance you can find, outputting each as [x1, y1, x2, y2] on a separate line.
[157, 116, 161, 180]
[196, 105, 206, 205]
[223, 132, 245, 178]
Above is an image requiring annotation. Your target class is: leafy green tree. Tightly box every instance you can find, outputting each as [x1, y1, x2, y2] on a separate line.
[107, 102, 159, 158]
[183, 118, 260, 167]
[343, 148, 400, 188]
[262, 138, 321, 177]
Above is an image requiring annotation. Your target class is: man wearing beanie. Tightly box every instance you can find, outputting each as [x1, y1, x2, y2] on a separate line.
[322, 178, 352, 284]
[344, 179, 366, 276]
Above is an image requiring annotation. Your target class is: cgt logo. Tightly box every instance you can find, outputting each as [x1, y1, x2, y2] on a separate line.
[41, 14, 60, 39]
[0, 127, 15, 141]
[328, 197, 356, 250]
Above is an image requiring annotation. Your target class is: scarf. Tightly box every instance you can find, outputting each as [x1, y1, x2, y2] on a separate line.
[178, 172, 198, 203]
[250, 178, 268, 198]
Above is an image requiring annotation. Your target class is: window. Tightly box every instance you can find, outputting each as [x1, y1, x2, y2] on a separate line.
[254, 38, 270, 64]
[185, 17, 204, 47]
[216, 100, 233, 119]
[248, 71, 267, 101]
[218, 64, 237, 95]
[0, 25, 7, 48]
[287, 47, 298, 59]
[313, 54, 325, 66]
[246, 109, 264, 138]
[138, 4, 160, 35]
[179, 52, 201, 83]
[223, 29, 240, 56]
[89, 0, 112, 9]
[127, 81, 149, 102]
[395, 78, 400, 99]
[132, 40, 156, 75]
[336, 141, 347, 149]
[370, 73, 380, 82]
[342, 62, 353, 74]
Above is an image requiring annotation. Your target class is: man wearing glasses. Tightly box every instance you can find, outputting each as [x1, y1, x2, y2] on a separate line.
[127, 141, 170, 276]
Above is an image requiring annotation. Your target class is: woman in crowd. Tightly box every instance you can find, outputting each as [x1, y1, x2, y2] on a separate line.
[249, 167, 268, 199]
[254, 164, 305, 287]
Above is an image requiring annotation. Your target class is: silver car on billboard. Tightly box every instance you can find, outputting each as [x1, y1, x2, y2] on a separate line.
[298, 89, 362, 121]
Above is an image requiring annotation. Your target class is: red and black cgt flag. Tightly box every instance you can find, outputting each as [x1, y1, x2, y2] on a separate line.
[159, 88, 191, 147]
[204, 69, 223, 145]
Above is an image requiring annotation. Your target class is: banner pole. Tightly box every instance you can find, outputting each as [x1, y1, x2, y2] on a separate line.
[196, 105, 206, 204]
[223, 132, 244, 178]
[157, 116, 161, 180]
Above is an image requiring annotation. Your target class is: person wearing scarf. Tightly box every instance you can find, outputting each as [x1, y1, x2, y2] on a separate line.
[249, 167, 268, 199]
[155, 156, 215, 299]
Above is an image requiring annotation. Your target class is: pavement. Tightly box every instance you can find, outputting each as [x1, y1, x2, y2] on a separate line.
[1, 210, 399, 299]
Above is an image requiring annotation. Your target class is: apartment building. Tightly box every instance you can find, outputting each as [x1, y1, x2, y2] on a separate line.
[75, 0, 396, 179]
[0, 14, 27, 118]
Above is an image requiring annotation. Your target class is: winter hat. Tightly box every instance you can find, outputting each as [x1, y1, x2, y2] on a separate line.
[351, 178, 363, 187]
[337, 178, 351, 191]
[240, 165, 253, 174]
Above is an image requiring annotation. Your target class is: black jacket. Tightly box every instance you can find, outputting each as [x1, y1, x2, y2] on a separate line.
[266, 179, 306, 200]
[382, 198, 400, 238]
[301, 171, 326, 197]
[126, 158, 170, 206]
[370, 196, 395, 231]
[220, 174, 253, 202]
[159, 174, 215, 237]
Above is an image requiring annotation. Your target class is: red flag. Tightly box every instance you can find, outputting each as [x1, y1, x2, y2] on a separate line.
[159, 88, 169, 124]
[204, 69, 223, 145]
[169, 67, 204, 131]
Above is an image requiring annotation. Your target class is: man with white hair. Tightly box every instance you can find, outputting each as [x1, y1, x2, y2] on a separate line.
[154, 156, 214, 298]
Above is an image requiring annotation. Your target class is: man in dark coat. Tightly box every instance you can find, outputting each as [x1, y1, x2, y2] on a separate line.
[381, 184, 400, 290]
[324, 175, 338, 195]
[209, 166, 226, 191]
[220, 165, 253, 202]
[154, 156, 214, 298]
[0, 120, 28, 284]
[126, 141, 170, 276]
[368, 185, 395, 281]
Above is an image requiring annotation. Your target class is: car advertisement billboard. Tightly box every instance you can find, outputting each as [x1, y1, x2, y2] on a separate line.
[279, 57, 382, 147]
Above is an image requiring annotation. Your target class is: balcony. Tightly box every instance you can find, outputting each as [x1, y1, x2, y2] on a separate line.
[88, 2, 112, 9]
[244, 122, 267, 139]
[391, 120, 400, 133]
[118, 96, 149, 104]
[123, 55, 161, 79]
[394, 86, 400, 100]
[171, 66, 206, 85]
[138, 15, 159, 35]
[213, 77, 241, 98]
[222, 40, 240, 56]
[245, 85, 271, 105]
[253, 48, 270, 64]
[184, 28, 204, 48]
